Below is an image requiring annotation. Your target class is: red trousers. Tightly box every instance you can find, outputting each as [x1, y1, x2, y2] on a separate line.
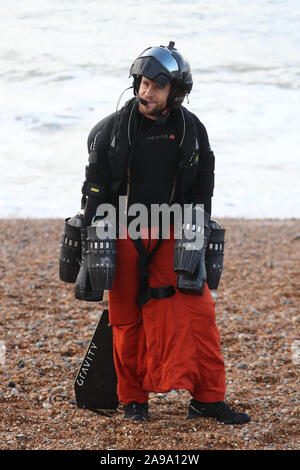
[108, 228, 226, 405]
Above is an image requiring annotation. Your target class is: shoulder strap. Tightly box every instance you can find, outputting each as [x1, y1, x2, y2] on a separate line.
[177, 106, 200, 202]
[108, 98, 137, 194]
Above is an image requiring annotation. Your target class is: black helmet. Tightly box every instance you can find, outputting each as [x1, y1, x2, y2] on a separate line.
[129, 41, 193, 107]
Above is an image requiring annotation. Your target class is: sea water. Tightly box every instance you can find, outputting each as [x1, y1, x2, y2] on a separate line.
[1, 0, 299, 218]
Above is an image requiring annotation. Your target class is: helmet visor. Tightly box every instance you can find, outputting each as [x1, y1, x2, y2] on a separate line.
[130, 47, 180, 88]
[139, 47, 180, 75]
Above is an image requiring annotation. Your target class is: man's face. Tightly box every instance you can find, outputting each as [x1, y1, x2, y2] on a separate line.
[138, 76, 171, 119]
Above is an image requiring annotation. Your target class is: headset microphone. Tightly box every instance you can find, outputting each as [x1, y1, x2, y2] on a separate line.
[139, 97, 148, 105]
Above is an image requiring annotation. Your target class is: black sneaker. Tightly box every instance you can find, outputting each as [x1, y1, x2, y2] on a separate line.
[187, 399, 251, 425]
[124, 402, 148, 422]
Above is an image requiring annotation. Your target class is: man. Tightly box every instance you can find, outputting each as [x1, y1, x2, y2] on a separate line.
[63, 42, 251, 425]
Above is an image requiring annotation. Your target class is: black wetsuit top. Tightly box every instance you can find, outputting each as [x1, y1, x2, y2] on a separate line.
[83, 107, 213, 226]
[127, 113, 180, 209]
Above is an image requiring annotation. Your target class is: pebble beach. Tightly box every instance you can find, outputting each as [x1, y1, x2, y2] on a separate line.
[0, 217, 299, 451]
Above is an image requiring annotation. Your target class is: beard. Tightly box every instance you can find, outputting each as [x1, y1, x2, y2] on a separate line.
[138, 99, 165, 117]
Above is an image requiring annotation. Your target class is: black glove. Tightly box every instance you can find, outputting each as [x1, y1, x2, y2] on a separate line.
[86, 217, 117, 291]
[74, 228, 104, 302]
[175, 207, 211, 295]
